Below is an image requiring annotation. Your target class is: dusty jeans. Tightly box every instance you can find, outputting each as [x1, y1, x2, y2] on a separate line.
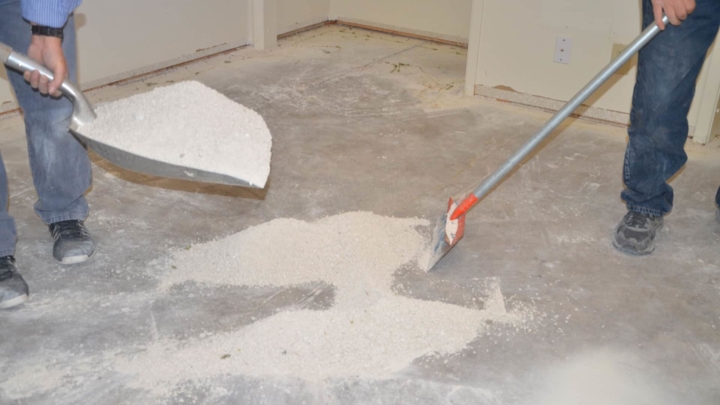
[622, 0, 720, 216]
[0, 1, 91, 257]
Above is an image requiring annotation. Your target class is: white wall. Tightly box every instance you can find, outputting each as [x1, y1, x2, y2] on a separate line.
[2, 0, 473, 111]
[472, 0, 639, 113]
[468, 0, 717, 131]
[2, 0, 476, 107]
[278, 0, 330, 35]
[330, 0, 472, 44]
[1, 0, 251, 108]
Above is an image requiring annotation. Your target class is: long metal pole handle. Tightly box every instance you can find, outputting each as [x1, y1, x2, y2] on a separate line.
[451, 15, 669, 220]
[0, 42, 96, 130]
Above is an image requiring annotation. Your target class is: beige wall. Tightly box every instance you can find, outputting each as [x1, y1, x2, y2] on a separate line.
[1, 0, 251, 107]
[2, 0, 473, 110]
[469, 0, 717, 130]
[330, 0, 472, 43]
[278, 0, 330, 35]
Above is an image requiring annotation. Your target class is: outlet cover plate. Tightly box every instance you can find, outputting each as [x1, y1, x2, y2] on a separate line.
[554, 36, 572, 64]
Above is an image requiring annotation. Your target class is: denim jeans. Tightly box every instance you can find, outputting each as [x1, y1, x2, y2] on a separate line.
[0, 1, 91, 257]
[622, 0, 720, 216]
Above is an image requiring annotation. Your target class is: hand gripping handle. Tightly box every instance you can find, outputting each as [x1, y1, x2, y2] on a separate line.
[0, 41, 96, 130]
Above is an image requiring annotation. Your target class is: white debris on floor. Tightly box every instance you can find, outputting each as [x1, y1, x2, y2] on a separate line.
[113, 212, 540, 395]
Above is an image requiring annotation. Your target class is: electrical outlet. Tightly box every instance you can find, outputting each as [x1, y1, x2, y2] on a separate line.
[554, 37, 572, 64]
[611, 43, 636, 76]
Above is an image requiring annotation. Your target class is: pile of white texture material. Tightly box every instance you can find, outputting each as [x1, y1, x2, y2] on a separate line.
[78, 80, 272, 188]
[114, 212, 539, 393]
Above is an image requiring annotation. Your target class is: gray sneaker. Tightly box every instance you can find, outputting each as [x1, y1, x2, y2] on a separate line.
[49, 220, 95, 265]
[613, 211, 664, 255]
[0, 256, 29, 309]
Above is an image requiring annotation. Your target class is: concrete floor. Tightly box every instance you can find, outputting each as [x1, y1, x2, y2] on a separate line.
[2, 25, 720, 404]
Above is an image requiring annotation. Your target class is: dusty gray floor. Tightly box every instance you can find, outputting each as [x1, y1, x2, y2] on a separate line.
[1, 25, 720, 404]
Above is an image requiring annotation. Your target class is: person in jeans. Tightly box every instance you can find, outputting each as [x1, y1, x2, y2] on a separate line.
[0, 0, 94, 309]
[614, 0, 720, 255]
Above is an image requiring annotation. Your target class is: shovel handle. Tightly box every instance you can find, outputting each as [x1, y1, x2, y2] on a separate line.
[453, 15, 669, 219]
[0, 42, 96, 130]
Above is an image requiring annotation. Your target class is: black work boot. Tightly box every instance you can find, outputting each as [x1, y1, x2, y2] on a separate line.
[0, 256, 29, 309]
[49, 220, 95, 264]
[613, 211, 664, 255]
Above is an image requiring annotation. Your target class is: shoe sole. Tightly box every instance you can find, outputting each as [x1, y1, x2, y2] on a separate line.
[0, 294, 28, 309]
[612, 240, 655, 256]
[612, 221, 664, 256]
[59, 255, 90, 265]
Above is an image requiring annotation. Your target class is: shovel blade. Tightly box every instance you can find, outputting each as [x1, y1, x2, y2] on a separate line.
[72, 130, 260, 188]
[424, 198, 466, 272]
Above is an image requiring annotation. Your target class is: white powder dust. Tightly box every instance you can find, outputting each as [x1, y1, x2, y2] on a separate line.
[79, 81, 272, 187]
[114, 212, 539, 394]
[0, 364, 64, 400]
[531, 349, 676, 405]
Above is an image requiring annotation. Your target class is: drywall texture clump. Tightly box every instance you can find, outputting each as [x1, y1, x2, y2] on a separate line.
[80, 81, 272, 187]
[113, 212, 539, 394]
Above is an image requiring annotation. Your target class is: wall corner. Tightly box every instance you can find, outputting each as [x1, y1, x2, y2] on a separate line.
[253, 0, 278, 50]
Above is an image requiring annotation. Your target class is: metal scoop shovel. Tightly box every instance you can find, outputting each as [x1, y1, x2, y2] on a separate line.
[425, 16, 670, 271]
[0, 43, 259, 188]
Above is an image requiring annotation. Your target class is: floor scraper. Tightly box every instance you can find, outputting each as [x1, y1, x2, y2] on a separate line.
[426, 15, 670, 271]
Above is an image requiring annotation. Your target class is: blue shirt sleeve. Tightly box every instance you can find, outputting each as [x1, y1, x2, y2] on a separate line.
[21, 0, 82, 28]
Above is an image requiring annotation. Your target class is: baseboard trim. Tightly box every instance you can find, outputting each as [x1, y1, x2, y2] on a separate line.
[1, 19, 469, 120]
[86, 41, 248, 90]
[475, 84, 632, 127]
[475, 85, 697, 136]
[335, 18, 468, 49]
[278, 18, 334, 38]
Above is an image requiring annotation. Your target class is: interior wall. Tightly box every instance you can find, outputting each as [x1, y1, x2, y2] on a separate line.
[278, 0, 330, 35]
[330, 0, 472, 43]
[1, 0, 251, 108]
[713, 94, 720, 135]
[2, 0, 475, 110]
[470, 0, 716, 128]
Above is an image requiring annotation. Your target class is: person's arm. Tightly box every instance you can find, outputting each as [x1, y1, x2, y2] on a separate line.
[19, 0, 82, 97]
[651, 0, 696, 30]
